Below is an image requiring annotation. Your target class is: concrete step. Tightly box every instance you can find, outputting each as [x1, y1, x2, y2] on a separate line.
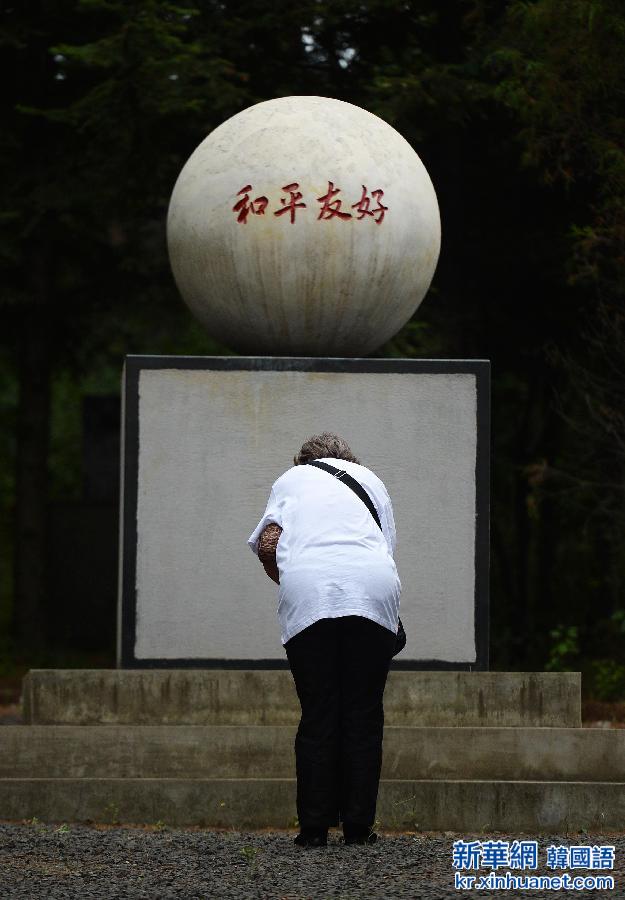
[22, 670, 581, 727]
[0, 778, 623, 831]
[1, 725, 621, 781]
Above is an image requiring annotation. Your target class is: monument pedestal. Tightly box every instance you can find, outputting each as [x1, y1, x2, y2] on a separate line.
[2, 668, 625, 831]
[118, 355, 490, 670]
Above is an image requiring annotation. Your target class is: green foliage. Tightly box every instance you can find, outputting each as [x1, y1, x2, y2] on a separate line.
[240, 844, 261, 879]
[545, 625, 580, 672]
[46, 0, 244, 198]
[589, 659, 625, 702]
[545, 612, 625, 700]
[375, 319, 441, 359]
[484, 0, 625, 304]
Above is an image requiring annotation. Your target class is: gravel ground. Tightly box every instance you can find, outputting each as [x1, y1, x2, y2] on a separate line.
[0, 822, 623, 899]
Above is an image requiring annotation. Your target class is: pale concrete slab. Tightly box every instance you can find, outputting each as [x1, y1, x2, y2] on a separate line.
[0, 778, 623, 832]
[22, 670, 581, 727]
[0, 724, 619, 781]
[130, 366, 480, 665]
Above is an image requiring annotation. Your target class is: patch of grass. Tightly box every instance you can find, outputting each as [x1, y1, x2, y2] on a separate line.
[240, 845, 262, 879]
[102, 802, 120, 825]
[25, 816, 47, 833]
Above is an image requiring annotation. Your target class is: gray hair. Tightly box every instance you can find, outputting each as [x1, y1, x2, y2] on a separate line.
[293, 432, 361, 466]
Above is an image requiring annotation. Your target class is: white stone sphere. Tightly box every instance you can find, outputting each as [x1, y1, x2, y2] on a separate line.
[167, 95, 441, 356]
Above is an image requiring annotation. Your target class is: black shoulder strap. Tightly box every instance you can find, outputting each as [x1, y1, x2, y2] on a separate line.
[306, 460, 382, 531]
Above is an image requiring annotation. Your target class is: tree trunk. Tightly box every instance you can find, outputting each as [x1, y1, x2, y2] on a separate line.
[12, 281, 52, 652]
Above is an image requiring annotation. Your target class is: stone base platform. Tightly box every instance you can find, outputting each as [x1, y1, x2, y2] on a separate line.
[21, 669, 581, 727]
[3, 669, 622, 831]
[0, 778, 623, 833]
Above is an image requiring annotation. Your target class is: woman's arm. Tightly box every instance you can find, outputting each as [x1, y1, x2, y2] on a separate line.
[258, 523, 282, 584]
[262, 559, 280, 584]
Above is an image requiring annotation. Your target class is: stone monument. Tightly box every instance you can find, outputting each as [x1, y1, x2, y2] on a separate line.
[11, 98, 617, 837]
[117, 95, 489, 669]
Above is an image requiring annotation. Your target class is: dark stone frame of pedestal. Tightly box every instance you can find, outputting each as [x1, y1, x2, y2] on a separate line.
[118, 355, 490, 670]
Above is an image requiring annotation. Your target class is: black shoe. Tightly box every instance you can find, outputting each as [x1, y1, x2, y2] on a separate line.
[294, 826, 328, 848]
[342, 823, 378, 845]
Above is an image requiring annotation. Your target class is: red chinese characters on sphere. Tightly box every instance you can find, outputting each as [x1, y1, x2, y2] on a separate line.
[232, 185, 269, 223]
[351, 185, 388, 225]
[232, 182, 388, 223]
[316, 181, 352, 220]
[274, 183, 307, 224]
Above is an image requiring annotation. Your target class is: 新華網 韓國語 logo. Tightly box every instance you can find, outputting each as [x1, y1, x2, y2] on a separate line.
[452, 839, 615, 892]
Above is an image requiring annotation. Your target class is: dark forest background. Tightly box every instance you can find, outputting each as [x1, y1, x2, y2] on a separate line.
[1, 0, 624, 695]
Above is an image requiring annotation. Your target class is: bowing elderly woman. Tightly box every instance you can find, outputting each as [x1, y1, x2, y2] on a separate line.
[247, 432, 402, 848]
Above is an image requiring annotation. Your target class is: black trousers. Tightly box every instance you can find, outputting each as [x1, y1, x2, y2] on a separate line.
[284, 615, 397, 829]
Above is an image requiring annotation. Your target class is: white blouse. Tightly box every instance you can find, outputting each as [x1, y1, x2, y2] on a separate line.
[248, 458, 402, 645]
